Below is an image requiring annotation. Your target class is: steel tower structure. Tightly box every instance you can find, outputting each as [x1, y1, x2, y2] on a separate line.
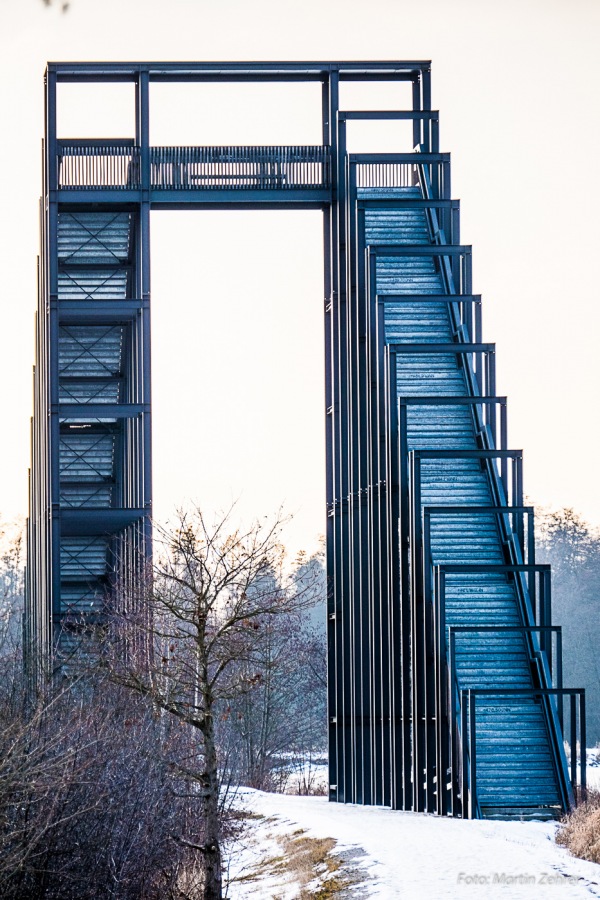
[27, 61, 586, 819]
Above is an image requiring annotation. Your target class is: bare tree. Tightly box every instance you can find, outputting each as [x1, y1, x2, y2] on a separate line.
[0, 511, 324, 897]
[0, 520, 218, 899]
[224, 564, 327, 792]
[110, 506, 318, 900]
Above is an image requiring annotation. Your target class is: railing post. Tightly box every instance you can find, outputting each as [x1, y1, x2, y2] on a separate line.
[397, 394, 412, 809]
[424, 510, 437, 811]
[411, 75, 422, 149]
[449, 623, 458, 816]
[469, 690, 477, 819]
[137, 71, 150, 195]
[461, 689, 469, 818]
[436, 567, 449, 815]
[557, 632, 564, 730]
[580, 691, 587, 798]
[541, 571, 550, 664]
[570, 693, 577, 794]
[410, 450, 427, 811]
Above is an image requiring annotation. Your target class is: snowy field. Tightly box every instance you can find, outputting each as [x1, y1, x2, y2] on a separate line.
[226, 789, 600, 899]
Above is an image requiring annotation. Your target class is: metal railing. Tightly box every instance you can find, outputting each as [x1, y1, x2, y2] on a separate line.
[431, 557, 584, 819]
[58, 143, 140, 189]
[371, 164, 584, 818]
[57, 143, 331, 190]
[354, 151, 450, 200]
[151, 145, 330, 189]
[356, 161, 416, 188]
[459, 688, 586, 819]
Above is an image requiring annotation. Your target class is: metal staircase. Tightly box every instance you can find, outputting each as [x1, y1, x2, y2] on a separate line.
[27, 201, 149, 663]
[346, 181, 583, 818]
[57, 212, 142, 636]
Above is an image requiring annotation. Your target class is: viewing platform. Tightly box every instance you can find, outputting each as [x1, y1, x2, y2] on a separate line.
[57, 141, 332, 204]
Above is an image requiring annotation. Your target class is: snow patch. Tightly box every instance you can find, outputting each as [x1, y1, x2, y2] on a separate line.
[226, 789, 600, 898]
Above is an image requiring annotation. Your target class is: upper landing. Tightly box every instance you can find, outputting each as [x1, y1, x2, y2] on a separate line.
[56, 143, 332, 205]
[45, 60, 435, 206]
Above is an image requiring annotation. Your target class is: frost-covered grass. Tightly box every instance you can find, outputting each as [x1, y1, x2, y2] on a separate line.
[225, 789, 600, 899]
[558, 791, 600, 866]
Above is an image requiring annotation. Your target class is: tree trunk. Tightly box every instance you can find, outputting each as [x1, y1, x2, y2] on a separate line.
[202, 715, 222, 900]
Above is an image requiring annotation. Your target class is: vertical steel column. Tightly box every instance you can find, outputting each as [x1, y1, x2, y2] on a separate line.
[138, 71, 153, 584]
[342, 114, 369, 804]
[334, 105, 357, 804]
[322, 73, 338, 802]
[386, 348, 402, 809]
[409, 450, 427, 810]
[422, 66, 432, 119]
[397, 389, 413, 810]
[327, 70, 348, 803]
[411, 75, 422, 148]
[46, 69, 61, 640]
[362, 205, 378, 805]
[340, 114, 357, 804]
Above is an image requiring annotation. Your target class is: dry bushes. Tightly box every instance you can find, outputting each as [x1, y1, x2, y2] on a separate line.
[556, 790, 600, 864]
[0, 680, 214, 900]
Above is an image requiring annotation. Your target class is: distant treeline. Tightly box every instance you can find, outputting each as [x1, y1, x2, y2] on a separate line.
[536, 506, 600, 745]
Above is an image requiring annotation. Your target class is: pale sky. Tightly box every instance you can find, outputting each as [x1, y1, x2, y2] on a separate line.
[0, 0, 599, 555]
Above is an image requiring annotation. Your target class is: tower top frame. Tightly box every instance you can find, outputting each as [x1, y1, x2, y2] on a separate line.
[47, 60, 432, 81]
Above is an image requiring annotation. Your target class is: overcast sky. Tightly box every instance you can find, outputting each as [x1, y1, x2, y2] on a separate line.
[0, 0, 599, 554]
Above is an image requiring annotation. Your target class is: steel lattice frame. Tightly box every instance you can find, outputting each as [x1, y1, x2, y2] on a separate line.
[26, 61, 585, 818]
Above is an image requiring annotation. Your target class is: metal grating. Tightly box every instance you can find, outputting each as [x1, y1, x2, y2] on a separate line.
[58, 212, 132, 263]
[59, 430, 116, 482]
[59, 325, 125, 378]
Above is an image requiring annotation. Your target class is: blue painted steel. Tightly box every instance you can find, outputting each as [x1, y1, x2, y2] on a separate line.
[26, 61, 585, 821]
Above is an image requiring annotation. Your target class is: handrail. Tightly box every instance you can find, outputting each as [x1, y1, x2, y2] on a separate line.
[151, 145, 330, 190]
[424, 506, 535, 612]
[415, 151, 500, 490]
[407, 164, 575, 817]
[350, 145, 582, 818]
[389, 343, 496, 400]
[413, 159, 530, 572]
[397, 395, 505, 457]
[355, 162, 416, 189]
[458, 687, 585, 819]
[409, 449, 523, 513]
[57, 143, 332, 190]
[380, 294, 482, 356]
[339, 108, 440, 154]
[434, 564, 585, 824]
[445, 618, 565, 816]
[57, 144, 141, 189]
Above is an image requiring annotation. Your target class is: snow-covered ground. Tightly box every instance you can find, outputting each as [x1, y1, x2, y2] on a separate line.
[226, 789, 600, 899]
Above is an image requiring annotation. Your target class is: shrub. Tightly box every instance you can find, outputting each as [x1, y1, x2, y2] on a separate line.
[556, 790, 600, 864]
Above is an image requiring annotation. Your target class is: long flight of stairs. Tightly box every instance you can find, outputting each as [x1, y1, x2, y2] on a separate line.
[361, 185, 569, 819]
[54, 211, 144, 655]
